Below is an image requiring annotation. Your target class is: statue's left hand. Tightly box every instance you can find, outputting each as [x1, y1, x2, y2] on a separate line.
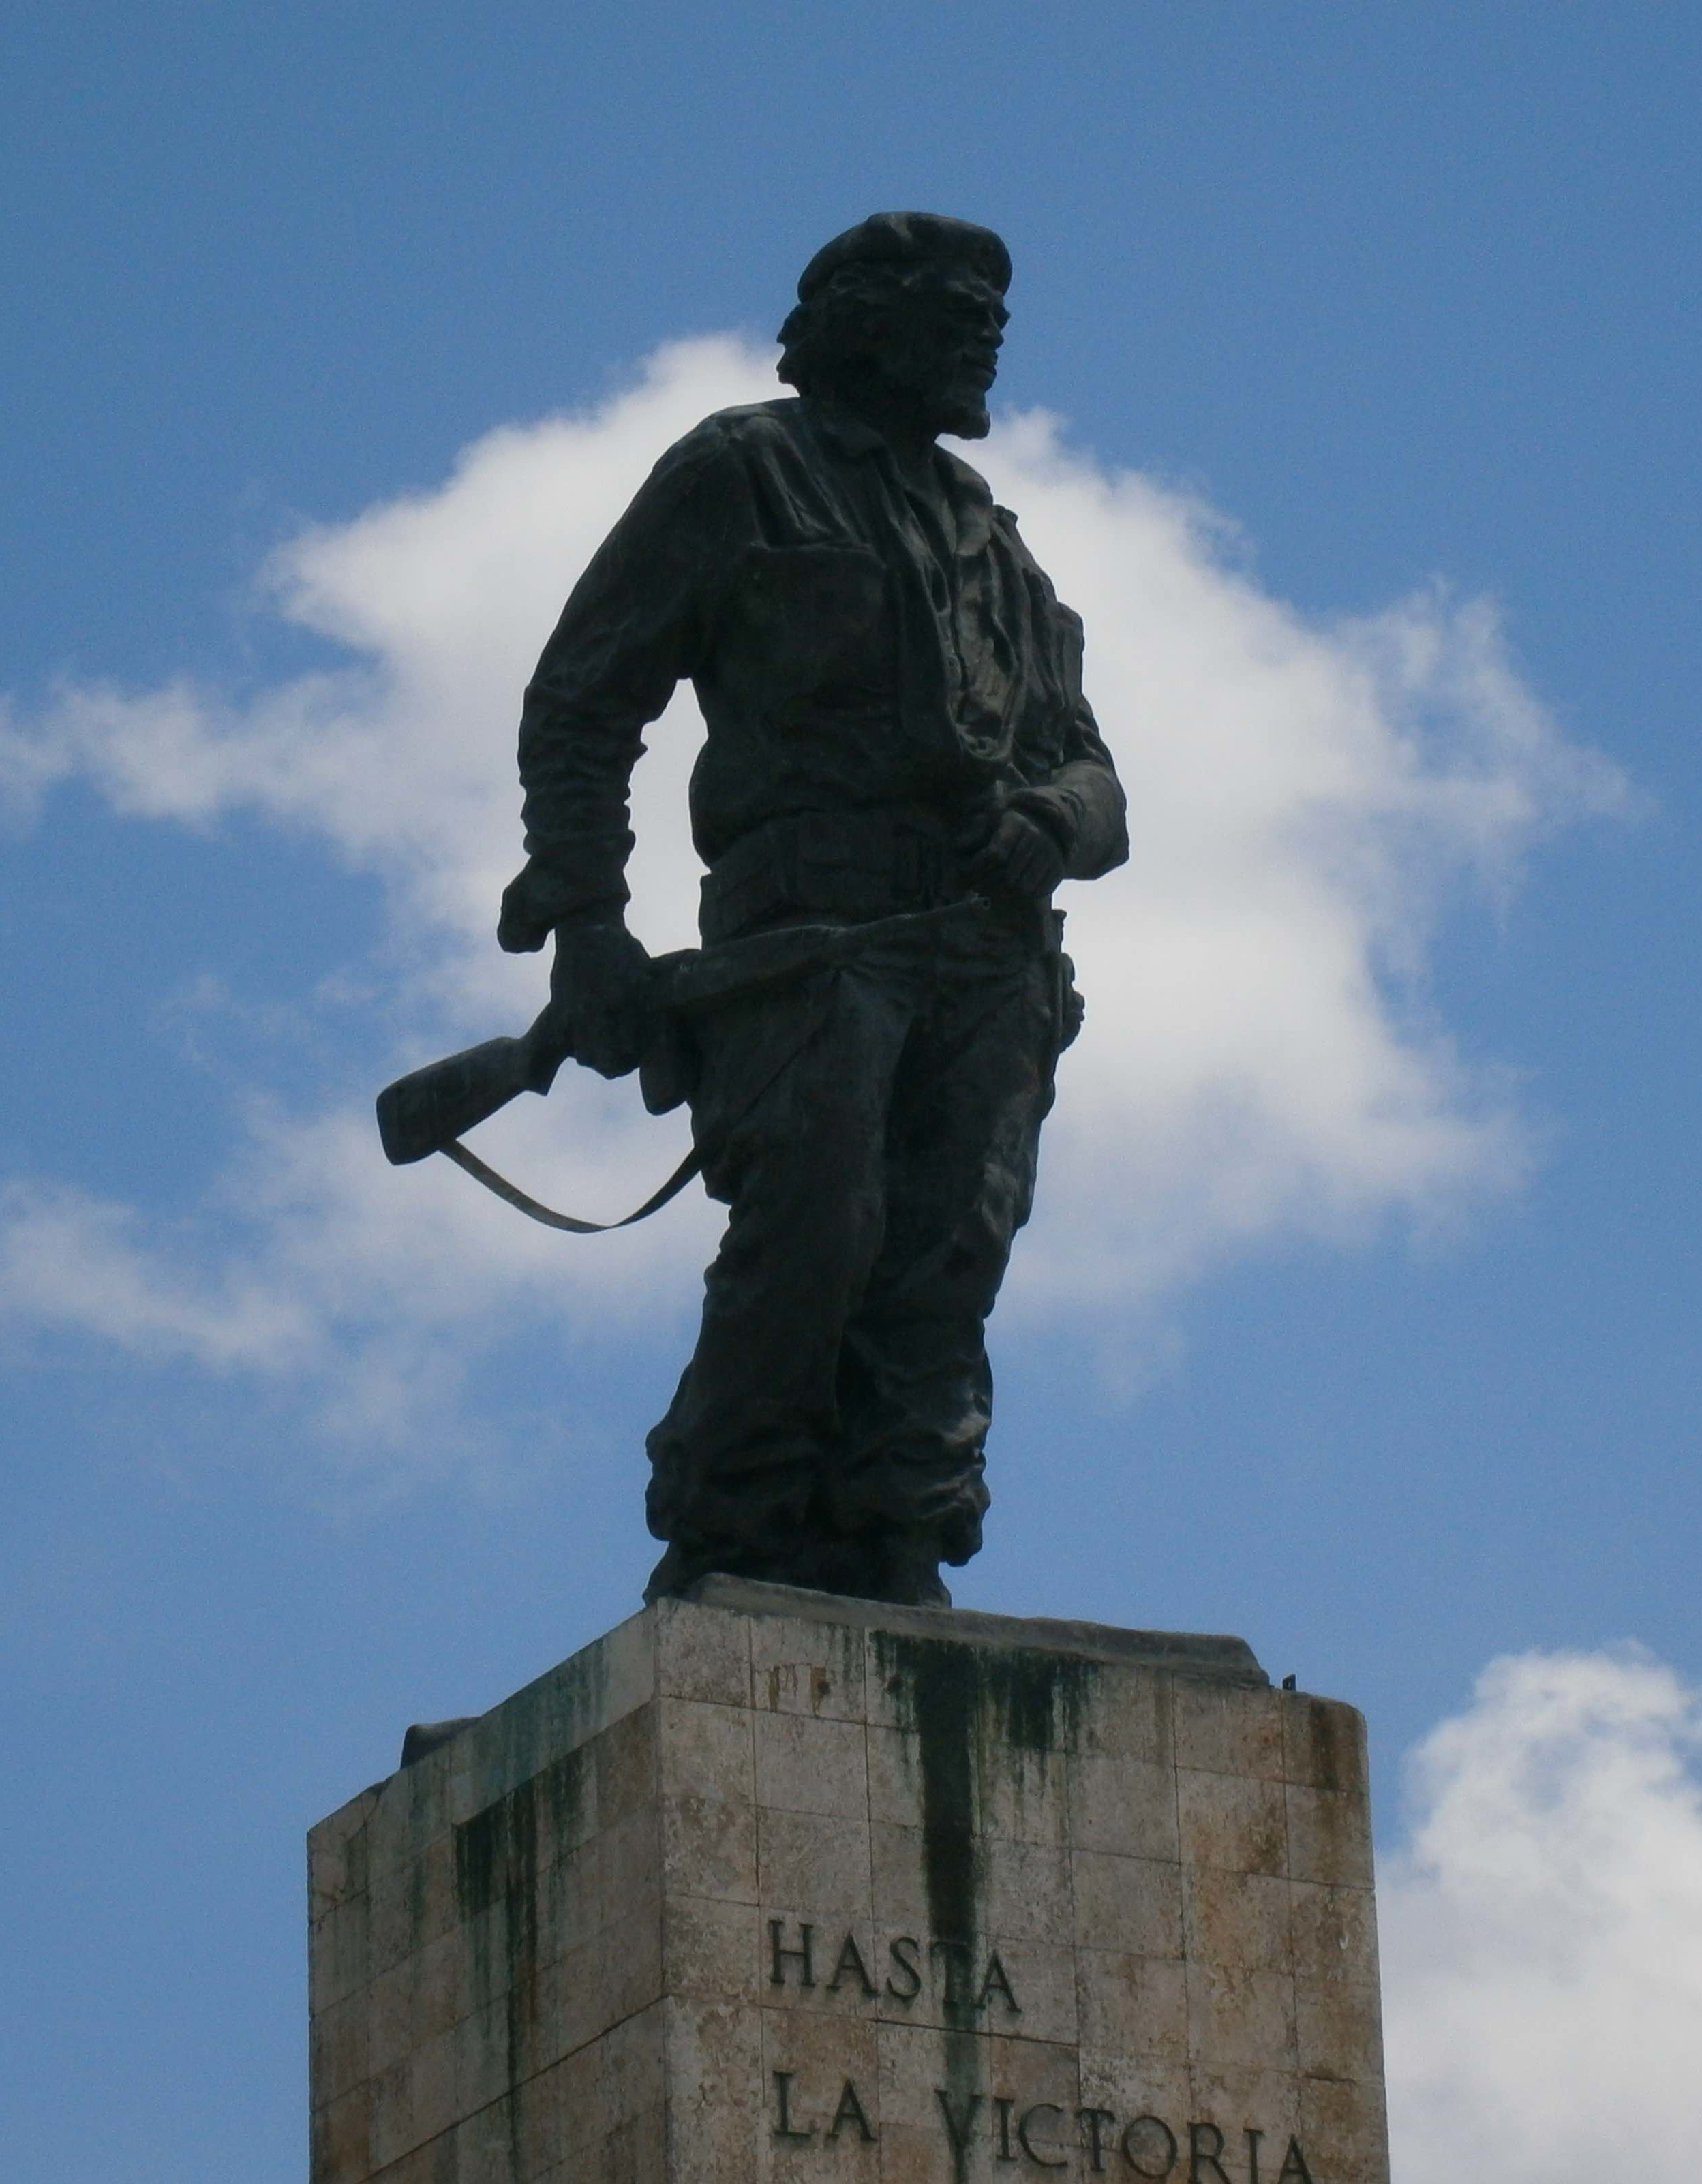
[964, 809, 1066, 902]
[498, 863, 558, 953]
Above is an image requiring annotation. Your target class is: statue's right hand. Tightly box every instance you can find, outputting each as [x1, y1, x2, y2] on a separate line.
[551, 920, 656, 1080]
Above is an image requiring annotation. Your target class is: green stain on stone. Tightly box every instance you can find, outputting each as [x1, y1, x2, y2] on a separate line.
[986, 1643, 1095, 1761]
[871, 1631, 1098, 1875]
[1301, 1697, 1354, 1793]
[453, 1743, 591, 2163]
[872, 1632, 1101, 2184]
[454, 1744, 589, 1922]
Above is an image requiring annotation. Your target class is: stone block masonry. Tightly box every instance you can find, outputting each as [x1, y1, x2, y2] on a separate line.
[308, 1582, 1388, 2183]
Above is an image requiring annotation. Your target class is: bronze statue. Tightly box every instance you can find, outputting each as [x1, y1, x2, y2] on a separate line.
[382, 213, 1127, 1608]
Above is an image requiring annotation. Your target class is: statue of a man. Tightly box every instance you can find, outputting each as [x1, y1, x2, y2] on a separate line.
[497, 212, 1127, 1607]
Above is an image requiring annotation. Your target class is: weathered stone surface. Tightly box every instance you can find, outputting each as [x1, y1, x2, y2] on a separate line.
[309, 1584, 1388, 2181]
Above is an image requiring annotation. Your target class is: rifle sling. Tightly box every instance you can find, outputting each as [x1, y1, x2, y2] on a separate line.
[436, 996, 837, 1235]
[443, 1137, 703, 1233]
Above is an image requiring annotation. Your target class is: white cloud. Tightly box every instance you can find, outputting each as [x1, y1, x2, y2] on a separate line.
[1381, 1647, 1702, 2181]
[0, 1178, 314, 1371]
[0, 333, 1626, 1429]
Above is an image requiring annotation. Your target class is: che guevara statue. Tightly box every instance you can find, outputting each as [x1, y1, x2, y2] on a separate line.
[487, 212, 1127, 1610]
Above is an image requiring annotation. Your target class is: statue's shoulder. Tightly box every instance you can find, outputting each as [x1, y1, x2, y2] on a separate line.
[703, 396, 806, 431]
[638, 399, 806, 502]
[673, 397, 807, 459]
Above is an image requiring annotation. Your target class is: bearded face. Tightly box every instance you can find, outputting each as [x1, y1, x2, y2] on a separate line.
[859, 272, 1008, 440]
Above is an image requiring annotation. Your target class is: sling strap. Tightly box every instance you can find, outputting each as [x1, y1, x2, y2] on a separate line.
[444, 1136, 703, 1234]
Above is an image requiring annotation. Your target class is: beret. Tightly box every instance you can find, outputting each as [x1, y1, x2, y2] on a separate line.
[796, 211, 1011, 302]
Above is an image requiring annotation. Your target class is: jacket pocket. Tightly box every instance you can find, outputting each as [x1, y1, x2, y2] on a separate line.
[718, 542, 886, 701]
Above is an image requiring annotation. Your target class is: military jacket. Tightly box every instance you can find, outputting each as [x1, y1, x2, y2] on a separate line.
[516, 395, 1128, 923]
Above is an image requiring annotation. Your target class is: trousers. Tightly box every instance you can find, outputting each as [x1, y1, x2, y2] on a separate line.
[643, 907, 1063, 1588]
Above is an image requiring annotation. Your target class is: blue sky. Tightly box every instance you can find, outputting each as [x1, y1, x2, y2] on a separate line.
[3, 7, 1699, 2180]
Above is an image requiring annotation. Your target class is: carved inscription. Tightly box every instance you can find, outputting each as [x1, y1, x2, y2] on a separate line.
[929, 2097, 1313, 2179]
[767, 1917, 1021, 2015]
[769, 2072, 1313, 2179]
[772, 2072, 877, 2145]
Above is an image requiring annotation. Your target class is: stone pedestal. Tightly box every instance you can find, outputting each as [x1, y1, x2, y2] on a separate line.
[309, 1582, 1388, 2183]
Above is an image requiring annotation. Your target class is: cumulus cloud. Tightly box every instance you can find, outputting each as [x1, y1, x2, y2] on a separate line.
[0, 1177, 314, 1371]
[0, 333, 1626, 1434]
[1381, 1647, 1702, 2181]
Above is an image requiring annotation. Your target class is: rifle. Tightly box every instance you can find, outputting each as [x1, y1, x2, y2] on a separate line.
[375, 900, 984, 1231]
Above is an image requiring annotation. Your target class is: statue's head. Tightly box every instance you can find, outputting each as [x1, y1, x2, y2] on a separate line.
[778, 211, 1012, 442]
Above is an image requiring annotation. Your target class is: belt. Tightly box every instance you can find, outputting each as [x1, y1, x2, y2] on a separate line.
[699, 809, 971, 942]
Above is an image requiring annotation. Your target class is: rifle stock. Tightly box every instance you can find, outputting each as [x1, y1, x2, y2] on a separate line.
[376, 1011, 568, 1165]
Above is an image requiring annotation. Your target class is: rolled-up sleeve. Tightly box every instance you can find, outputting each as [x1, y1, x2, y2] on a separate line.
[516, 427, 746, 919]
